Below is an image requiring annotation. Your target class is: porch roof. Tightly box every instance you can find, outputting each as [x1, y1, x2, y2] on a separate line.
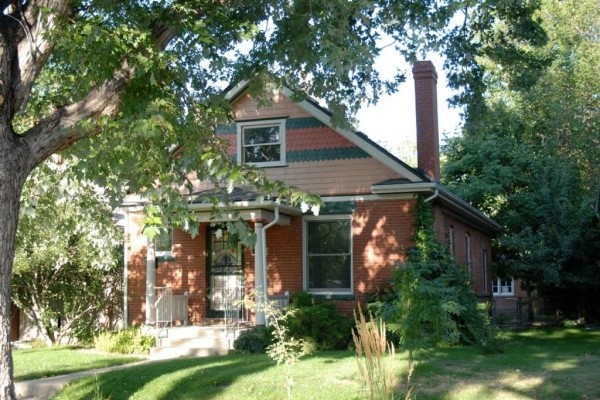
[187, 187, 301, 226]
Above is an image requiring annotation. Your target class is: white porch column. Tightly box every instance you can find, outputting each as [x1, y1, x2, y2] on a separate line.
[145, 238, 156, 325]
[254, 222, 266, 325]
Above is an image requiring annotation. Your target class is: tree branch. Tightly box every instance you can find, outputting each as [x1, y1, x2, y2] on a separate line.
[13, 0, 74, 117]
[22, 22, 178, 170]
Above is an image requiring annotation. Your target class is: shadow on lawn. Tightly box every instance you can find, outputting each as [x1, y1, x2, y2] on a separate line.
[412, 327, 600, 400]
[60, 353, 275, 400]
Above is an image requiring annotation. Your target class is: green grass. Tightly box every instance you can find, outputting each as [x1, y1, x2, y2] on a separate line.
[13, 346, 142, 382]
[53, 327, 600, 400]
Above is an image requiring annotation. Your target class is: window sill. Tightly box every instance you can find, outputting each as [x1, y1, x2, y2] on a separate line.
[311, 293, 356, 301]
[493, 293, 515, 297]
[245, 162, 288, 168]
[156, 255, 175, 262]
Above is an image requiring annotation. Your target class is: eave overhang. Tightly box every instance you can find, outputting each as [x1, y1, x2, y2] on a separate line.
[187, 200, 301, 226]
[371, 182, 502, 234]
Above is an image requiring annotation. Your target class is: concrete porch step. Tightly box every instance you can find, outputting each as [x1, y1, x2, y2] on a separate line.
[149, 345, 229, 360]
[146, 324, 251, 360]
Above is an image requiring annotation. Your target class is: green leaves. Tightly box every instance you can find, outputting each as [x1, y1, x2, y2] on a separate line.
[442, 0, 599, 319]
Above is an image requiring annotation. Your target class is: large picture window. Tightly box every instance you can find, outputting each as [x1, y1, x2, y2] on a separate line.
[304, 216, 352, 294]
[237, 119, 286, 166]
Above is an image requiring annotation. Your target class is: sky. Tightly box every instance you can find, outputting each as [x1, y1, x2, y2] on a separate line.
[355, 53, 463, 159]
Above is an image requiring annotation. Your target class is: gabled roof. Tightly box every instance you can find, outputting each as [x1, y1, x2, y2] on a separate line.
[225, 81, 429, 183]
[225, 81, 501, 234]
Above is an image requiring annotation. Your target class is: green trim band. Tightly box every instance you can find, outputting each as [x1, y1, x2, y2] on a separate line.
[216, 117, 326, 135]
[319, 201, 356, 215]
[287, 147, 369, 162]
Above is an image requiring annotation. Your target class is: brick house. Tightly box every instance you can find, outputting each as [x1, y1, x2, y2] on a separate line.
[122, 61, 501, 328]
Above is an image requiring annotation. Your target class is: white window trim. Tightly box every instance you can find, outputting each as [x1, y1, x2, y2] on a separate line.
[303, 215, 353, 295]
[155, 229, 173, 258]
[237, 118, 286, 167]
[492, 278, 514, 297]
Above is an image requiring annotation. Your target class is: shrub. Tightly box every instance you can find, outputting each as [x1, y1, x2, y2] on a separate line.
[289, 291, 315, 308]
[94, 328, 155, 354]
[285, 292, 353, 350]
[233, 326, 272, 353]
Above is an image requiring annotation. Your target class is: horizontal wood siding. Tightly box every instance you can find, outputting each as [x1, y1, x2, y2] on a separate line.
[233, 92, 312, 120]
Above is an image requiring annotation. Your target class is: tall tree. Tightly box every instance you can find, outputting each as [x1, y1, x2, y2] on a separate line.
[443, 0, 599, 321]
[0, 1, 545, 397]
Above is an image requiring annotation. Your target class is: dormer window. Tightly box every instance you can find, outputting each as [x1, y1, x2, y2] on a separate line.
[237, 119, 286, 167]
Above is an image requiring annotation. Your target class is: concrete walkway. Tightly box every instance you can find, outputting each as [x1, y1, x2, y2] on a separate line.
[15, 359, 157, 400]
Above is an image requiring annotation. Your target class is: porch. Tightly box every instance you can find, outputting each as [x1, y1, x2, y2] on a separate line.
[148, 286, 289, 359]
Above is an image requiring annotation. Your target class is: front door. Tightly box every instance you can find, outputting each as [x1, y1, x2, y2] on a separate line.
[207, 227, 244, 318]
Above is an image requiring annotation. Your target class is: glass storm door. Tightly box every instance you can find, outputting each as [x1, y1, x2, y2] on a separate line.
[207, 227, 243, 317]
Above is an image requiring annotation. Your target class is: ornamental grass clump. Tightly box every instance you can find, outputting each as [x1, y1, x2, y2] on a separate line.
[352, 306, 396, 400]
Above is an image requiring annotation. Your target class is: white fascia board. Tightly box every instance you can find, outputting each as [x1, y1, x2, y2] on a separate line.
[281, 87, 424, 182]
[225, 80, 250, 101]
[188, 201, 301, 220]
[320, 193, 415, 202]
[371, 182, 436, 194]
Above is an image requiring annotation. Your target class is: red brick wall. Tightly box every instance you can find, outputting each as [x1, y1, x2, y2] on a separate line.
[413, 61, 440, 181]
[127, 197, 494, 324]
[435, 205, 493, 300]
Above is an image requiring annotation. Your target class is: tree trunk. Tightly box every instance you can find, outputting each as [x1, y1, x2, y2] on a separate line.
[0, 130, 31, 399]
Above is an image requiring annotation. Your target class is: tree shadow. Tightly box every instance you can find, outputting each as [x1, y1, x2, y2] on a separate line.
[408, 327, 600, 399]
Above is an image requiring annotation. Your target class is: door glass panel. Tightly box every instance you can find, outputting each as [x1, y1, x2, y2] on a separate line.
[208, 228, 243, 316]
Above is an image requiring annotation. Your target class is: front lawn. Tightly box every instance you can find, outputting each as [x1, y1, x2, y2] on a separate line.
[54, 327, 600, 400]
[13, 346, 142, 382]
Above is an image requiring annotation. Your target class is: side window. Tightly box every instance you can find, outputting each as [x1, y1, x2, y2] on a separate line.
[465, 233, 472, 273]
[237, 119, 286, 166]
[492, 278, 514, 296]
[447, 225, 455, 256]
[482, 249, 488, 293]
[155, 228, 173, 257]
[304, 216, 352, 294]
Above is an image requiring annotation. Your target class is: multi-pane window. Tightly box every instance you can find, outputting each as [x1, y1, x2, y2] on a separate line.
[492, 278, 514, 296]
[304, 217, 352, 294]
[237, 119, 286, 166]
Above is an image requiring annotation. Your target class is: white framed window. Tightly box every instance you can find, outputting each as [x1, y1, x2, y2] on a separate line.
[155, 228, 173, 258]
[465, 233, 472, 274]
[492, 278, 514, 296]
[303, 215, 353, 295]
[237, 119, 286, 167]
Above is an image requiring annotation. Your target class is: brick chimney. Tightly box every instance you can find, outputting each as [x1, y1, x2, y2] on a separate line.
[413, 61, 440, 181]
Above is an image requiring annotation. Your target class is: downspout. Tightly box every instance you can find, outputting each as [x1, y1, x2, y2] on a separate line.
[261, 206, 280, 298]
[424, 187, 439, 203]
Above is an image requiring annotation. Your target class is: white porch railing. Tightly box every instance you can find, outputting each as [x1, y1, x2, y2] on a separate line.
[155, 287, 189, 331]
[223, 285, 247, 348]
